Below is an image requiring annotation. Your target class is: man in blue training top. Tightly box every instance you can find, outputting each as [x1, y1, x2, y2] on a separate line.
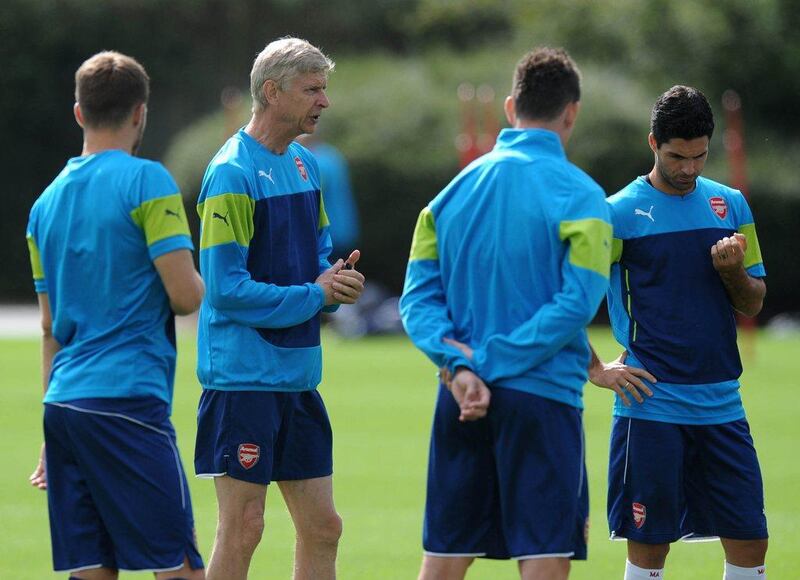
[193, 37, 365, 580]
[400, 47, 612, 580]
[26, 51, 206, 579]
[589, 86, 769, 580]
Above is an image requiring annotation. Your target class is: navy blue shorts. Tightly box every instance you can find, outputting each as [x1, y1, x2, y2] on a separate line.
[194, 389, 333, 485]
[44, 399, 203, 574]
[424, 385, 589, 560]
[607, 417, 768, 544]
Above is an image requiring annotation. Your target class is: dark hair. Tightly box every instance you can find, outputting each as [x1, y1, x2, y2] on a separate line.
[512, 47, 581, 121]
[74, 51, 150, 128]
[650, 85, 714, 147]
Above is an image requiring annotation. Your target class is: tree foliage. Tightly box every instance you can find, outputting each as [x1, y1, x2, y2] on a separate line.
[4, 0, 799, 314]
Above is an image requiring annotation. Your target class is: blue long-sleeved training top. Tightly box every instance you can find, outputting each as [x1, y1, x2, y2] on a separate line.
[400, 129, 612, 409]
[196, 129, 335, 392]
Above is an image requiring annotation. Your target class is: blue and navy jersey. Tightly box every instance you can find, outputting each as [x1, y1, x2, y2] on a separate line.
[400, 129, 612, 409]
[26, 150, 194, 405]
[607, 176, 766, 424]
[196, 129, 333, 392]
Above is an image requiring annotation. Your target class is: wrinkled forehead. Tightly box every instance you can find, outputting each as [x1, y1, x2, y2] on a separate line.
[286, 70, 329, 90]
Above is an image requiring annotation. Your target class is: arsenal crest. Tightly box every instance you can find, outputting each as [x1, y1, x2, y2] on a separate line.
[709, 196, 728, 220]
[238, 443, 260, 470]
[632, 502, 646, 529]
[294, 156, 308, 181]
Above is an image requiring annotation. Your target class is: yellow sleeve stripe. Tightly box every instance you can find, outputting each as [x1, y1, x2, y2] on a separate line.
[319, 192, 330, 230]
[409, 207, 438, 261]
[130, 193, 191, 247]
[26, 234, 44, 280]
[738, 223, 763, 270]
[198, 192, 255, 250]
[559, 218, 613, 278]
[611, 237, 623, 264]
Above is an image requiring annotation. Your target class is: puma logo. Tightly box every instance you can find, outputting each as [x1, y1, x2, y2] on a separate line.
[635, 205, 655, 222]
[164, 207, 181, 219]
[212, 211, 229, 226]
[258, 168, 275, 184]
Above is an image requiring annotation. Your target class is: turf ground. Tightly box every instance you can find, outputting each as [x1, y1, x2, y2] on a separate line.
[1, 327, 798, 578]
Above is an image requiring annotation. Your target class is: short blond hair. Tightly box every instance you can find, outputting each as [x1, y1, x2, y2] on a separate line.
[250, 37, 334, 112]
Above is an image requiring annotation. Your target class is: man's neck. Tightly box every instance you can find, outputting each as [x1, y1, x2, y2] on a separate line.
[245, 113, 295, 155]
[81, 130, 134, 156]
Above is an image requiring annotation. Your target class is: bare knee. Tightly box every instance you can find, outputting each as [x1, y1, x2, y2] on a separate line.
[240, 499, 266, 551]
[628, 540, 670, 569]
[722, 538, 768, 567]
[218, 497, 265, 555]
[298, 511, 343, 548]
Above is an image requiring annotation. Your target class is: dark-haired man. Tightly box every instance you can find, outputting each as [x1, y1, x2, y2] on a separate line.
[400, 47, 611, 580]
[589, 86, 768, 580]
[26, 51, 206, 579]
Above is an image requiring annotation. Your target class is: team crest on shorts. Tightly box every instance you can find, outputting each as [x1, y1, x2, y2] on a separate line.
[709, 196, 728, 220]
[632, 502, 646, 529]
[238, 443, 260, 470]
[294, 156, 308, 181]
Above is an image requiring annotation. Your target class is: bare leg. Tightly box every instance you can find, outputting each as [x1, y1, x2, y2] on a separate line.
[278, 476, 342, 580]
[206, 476, 267, 580]
[519, 557, 571, 580]
[721, 538, 768, 568]
[418, 555, 474, 580]
[70, 568, 118, 580]
[627, 539, 670, 569]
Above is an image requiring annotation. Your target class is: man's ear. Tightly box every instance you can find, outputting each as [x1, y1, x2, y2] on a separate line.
[73, 103, 85, 129]
[132, 103, 147, 127]
[648, 132, 658, 154]
[263, 79, 280, 105]
[504, 95, 515, 126]
[562, 101, 580, 132]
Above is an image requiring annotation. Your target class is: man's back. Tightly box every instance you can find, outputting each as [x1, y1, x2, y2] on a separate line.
[402, 128, 611, 408]
[27, 150, 193, 403]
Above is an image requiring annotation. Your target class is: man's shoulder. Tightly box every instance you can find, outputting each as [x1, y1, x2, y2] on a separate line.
[697, 176, 745, 204]
[201, 137, 256, 201]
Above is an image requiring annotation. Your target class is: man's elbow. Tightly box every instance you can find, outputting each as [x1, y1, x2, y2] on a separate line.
[738, 299, 763, 319]
[171, 278, 206, 315]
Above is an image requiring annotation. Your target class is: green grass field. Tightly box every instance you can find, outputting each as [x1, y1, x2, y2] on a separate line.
[1, 328, 798, 579]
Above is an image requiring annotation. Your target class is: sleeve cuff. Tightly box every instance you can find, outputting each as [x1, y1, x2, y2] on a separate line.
[148, 235, 194, 261]
[308, 282, 327, 312]
[447, 353, 475, 375]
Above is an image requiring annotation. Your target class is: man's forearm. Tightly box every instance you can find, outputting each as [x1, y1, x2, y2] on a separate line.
[41, 333, 60, 395]
[719, 268, 766, 317]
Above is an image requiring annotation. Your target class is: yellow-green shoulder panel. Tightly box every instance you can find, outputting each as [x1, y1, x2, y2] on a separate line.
[26, 234, 44, 281]
[409, 207, 438, 261]
[738, 223, 763, 270]
[197, 193, 255, 250]
[559, 218, 613, 277]
[130, 193, 191, 247]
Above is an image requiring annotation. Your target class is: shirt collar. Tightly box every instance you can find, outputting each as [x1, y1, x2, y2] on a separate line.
[493, 128, 566, 159]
